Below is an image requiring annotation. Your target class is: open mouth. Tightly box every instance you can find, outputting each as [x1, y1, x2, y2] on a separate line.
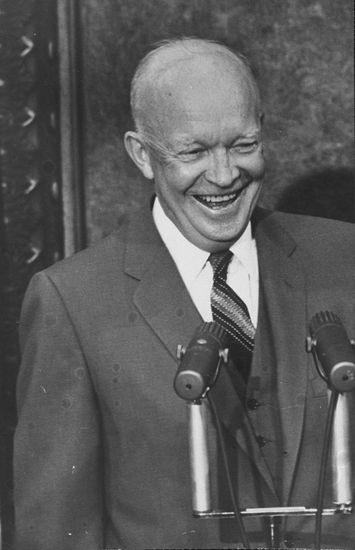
[193, 190, 244, 209]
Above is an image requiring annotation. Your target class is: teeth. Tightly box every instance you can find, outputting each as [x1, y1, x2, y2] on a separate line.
[197, 193, 237, 203]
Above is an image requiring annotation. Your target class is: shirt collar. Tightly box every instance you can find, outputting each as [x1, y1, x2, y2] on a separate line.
[230, 221, 256, 272]
[152, 197, 256, 281]
[153, 198, 209, 284]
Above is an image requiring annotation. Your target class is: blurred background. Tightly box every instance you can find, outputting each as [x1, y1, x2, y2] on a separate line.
[0, 0, 354, 547]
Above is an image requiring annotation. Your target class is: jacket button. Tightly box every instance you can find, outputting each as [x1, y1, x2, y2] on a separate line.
[246, 398, 260, 410]
[256, 435, 268, 448]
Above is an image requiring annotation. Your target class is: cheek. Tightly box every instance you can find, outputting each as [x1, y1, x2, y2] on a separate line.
[162, 165, 200, 195]
[253, 152, 265, 176]
[154, 168, 185, 206]
[236, 152, 264, 176]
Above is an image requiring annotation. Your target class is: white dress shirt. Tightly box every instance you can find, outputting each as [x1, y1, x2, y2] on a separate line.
[153, 198, 259, 327]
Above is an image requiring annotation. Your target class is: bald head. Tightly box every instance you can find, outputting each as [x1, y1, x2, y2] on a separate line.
[130, 38, 261, 137]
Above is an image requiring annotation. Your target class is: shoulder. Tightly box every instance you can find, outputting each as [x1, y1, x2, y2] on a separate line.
[44, 204, 153, 284]
[20, 229, 128, 327]
[48, 229, 125, 279]
[21, 209, 148, 329]
[254, 209, 355, 285]
[260, 209, 355, 250]
[25, 202, 161, 305]
[270, 210, 354, 235]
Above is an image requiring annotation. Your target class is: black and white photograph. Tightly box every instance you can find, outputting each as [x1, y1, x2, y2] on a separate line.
[1, 1, 354, 549]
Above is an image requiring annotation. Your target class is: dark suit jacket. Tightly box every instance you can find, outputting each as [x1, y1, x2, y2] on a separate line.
[14, 204, 355, 549]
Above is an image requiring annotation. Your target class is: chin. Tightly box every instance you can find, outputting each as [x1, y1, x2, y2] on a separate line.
[196, 231, 243, 252]
[210, 222, 248, 243]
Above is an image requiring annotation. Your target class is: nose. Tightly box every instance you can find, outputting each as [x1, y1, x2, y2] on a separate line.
[204, 149, 240, 187]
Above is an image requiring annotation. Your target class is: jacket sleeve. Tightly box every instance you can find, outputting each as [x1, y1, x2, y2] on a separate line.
[14, 271, 104, 550]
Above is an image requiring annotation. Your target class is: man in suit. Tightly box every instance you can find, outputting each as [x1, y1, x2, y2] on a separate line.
[14, 38, 355, 549]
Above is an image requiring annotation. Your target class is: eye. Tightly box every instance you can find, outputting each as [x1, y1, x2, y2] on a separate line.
[178, 148, 206, 161]
[231, 141, 259, 154]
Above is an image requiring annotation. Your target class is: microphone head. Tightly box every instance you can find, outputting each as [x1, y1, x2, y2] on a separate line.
[174, 322, 229, 401]
[309, 311, 342, 334]
[309, 311, 355, 392]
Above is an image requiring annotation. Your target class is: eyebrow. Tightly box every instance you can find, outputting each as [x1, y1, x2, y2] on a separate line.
[174, 129, 261, 149]
[173, 136, 200, 148]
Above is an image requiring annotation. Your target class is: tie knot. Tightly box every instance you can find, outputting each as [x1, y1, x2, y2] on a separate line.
[208, 249, 233, 276]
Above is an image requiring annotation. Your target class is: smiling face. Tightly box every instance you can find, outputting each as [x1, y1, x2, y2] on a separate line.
[126, 52, 265, 252]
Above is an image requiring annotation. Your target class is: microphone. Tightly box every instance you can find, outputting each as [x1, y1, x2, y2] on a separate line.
[174, 322, 229, 401]
[174, 322, 229, 514]
[308, 311, 355, 392]
[308, 311, 354, 513]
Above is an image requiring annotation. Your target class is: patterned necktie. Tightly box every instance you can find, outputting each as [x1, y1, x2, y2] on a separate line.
[209, 250, 255, 380]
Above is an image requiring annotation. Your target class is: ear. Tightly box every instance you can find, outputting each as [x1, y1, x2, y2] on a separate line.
[124, 131, 154, 180]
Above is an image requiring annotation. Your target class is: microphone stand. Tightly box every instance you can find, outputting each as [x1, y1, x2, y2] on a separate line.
[314, 390, 339, 550]
[186, 399, 212, 513]
[332, 392, 352, 507]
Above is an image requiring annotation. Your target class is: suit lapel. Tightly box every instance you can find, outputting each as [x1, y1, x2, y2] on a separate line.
[124, 205, 202, 362]
[253, 211, 308, 504]
[134, 247, 203, 361]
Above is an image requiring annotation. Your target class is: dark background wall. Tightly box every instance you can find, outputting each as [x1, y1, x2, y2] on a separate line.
[80, 0, 354, 244]
[1, 2, 64, 546]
